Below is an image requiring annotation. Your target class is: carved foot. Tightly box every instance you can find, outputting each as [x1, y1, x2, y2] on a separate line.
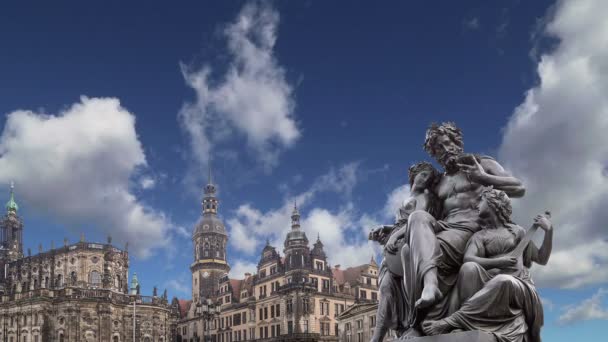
[415, 284, 443, 309]
[421, 319, 452, 336]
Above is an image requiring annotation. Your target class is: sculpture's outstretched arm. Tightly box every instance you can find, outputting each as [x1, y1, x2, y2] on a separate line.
[529, 214, 553, 265]
[458, 158, 526, 198]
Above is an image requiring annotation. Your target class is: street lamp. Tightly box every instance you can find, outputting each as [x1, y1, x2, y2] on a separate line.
[196, 298, 220, 342]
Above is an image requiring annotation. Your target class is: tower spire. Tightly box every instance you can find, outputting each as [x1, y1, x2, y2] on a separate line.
[291, 201, 300, 230]
[6, 181, 18, 213]
[202, 165, 218, 215]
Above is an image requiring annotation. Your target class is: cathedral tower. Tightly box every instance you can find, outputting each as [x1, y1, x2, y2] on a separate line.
[190, 169, 230, 302]
[0, 183, 23, 261]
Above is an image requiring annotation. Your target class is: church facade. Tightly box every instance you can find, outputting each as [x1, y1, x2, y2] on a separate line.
[0, 185, 180, 342]
[176, 177, 380, 342]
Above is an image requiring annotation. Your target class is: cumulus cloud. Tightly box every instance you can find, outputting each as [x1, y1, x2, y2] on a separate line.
[139, 176, 156, 190]
[229, 260, 258, 279]
[0, 97, 172, 258]
[178, 2, 299, 173]
[498, 0, 608, 288]
[558, 288, 608, 325]
[165, 278, 191, 297]
[383, 184, 411, 222]
[225, 161, 407, 270]
[226, 162, 381, 267]
[227, 162, 362, 254]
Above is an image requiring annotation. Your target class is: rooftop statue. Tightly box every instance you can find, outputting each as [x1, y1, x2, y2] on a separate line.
[369, 122, 551, 342]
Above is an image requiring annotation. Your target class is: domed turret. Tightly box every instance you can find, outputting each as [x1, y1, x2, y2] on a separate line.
[284, 202, 308, 248]
[190, 166, 230, 301]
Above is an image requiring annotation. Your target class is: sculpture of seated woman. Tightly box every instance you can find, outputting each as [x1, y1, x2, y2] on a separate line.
[422, 188, 553, 342]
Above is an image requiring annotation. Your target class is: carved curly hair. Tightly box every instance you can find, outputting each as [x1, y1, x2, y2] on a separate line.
[480, 187, 512, 225]
[423, 122, 464, 158]
[408, 161, 440, 188]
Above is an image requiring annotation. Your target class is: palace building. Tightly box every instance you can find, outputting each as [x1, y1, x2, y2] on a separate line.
[176, 176, 380, 342]
[0, 185, 180, 342]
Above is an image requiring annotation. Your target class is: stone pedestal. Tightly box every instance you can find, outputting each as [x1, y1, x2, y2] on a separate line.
[394, 331, 497, 342]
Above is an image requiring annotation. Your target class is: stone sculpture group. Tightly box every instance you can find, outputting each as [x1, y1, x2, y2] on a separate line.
[369, 122, 553, 342]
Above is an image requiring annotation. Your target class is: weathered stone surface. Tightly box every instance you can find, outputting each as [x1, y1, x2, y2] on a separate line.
[394, 331, 497, 342]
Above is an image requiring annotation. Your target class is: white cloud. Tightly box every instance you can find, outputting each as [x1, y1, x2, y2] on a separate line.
[165, 279, 191, 297]
[0, 96, 173, 258]
[541, 297, 555, 311]
[229, 260, 258, 279]
[226, 162, 381, 268]
[464, 17, 480, 31]
[227, 162, 362, 255]
[558, 288, 608, 325]
[498, 0, 608, 288]
[139, 176, 156, 190]
[178, 2, 299, 173]
[383, 184, 411, 222]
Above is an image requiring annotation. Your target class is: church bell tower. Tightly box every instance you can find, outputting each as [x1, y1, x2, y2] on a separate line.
[190, 168, 230, 302]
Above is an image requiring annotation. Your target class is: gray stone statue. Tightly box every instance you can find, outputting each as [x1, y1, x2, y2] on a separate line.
[371, 122, 528, 339]
[422, 188, 552, 342]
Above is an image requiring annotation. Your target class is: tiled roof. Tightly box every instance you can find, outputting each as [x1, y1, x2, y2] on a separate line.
[177, 299, 192, 319]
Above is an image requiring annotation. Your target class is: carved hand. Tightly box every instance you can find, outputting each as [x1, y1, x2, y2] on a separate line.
[385, 236, 399, 254]
[534, 213, 552, 232]
[457, 157, 486, 182]
[493, 256, 517, 269]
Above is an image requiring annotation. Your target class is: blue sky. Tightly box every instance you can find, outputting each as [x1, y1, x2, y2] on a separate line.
[1, 0, 607, 339]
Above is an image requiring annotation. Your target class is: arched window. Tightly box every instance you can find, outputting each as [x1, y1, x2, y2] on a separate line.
[45, 276, 49, 288]
[57, 274, 63, 287]
[144, 337, 151, 342]
[59, 333, 64, 342]
[113, 336, 119, 342]
[90, 271, 101, 286]
[70, 271, 77, 285]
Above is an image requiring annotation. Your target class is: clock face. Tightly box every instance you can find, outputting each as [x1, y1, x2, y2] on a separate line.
[202, 271, 210, 279]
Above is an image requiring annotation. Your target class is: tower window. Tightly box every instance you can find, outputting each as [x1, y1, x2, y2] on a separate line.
[90, 271, 101, 286]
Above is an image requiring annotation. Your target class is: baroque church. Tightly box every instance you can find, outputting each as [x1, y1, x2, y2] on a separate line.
[0, 184, 180, 341]
[176, 175, 380, 342]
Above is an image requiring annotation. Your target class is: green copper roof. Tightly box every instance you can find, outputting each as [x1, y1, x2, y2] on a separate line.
[6, 183, 18, 213]
[130, 272, 139, 289]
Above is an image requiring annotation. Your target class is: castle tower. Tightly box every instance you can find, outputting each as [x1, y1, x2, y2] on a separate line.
[191, 168, 230, 302]
[283, 202, 310, 273]
[0, 183, 23, 261]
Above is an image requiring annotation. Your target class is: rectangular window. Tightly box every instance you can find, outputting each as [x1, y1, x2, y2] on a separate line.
[264, 307, 268, 319]
[276, 324, 281, 335]
[259, 327, 263, 339]
[302, 298, 309, 313]
[271, 305, 275, 318]
[286, 298, 293, 314]
[372, 292, 378, 301]
[241, 312, 246, 323]
[335, 323, 339, 336]
[259, 308, 263, 321]
[304, 320, 309, 333]
[275, 303, 280, 317]
[264, 326, 268, 338]
[288, 321, 293, 334]
[360, 290, 367, 299]
[271, 325, 275, 337]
